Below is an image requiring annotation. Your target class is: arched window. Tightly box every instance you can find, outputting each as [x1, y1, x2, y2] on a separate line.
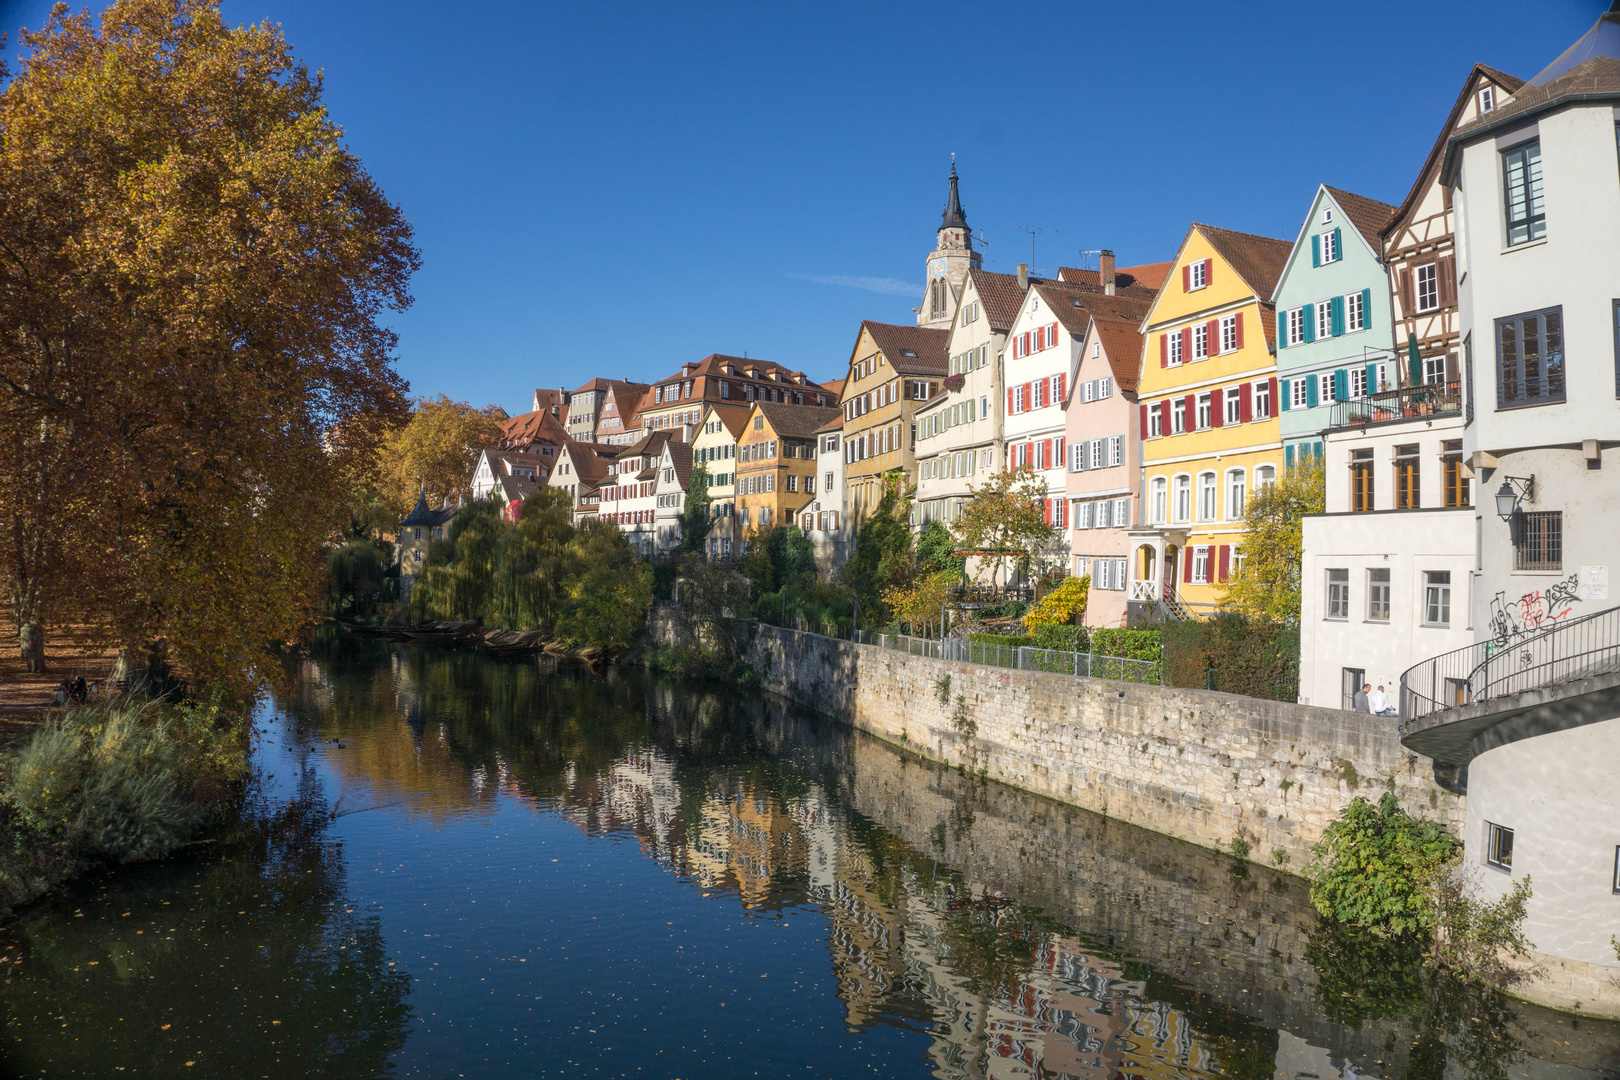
[1198, 472, 1217, 521]
[1227, 468, 1246, 520]
[1150, 477, 1168, 524]
[1173, 475, 1192, 523]
[1256, 464, 1277, 490]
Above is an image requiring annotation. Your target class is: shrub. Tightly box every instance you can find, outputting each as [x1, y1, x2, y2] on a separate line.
[1429, 866, 1535, 985]
[1309, 792, 1459, 936]
[968, 633, 1031, 648]
[1090, 628, 1161, 663]
[1024, 575, 1089, 629]
[1030, 625, 1087, 652]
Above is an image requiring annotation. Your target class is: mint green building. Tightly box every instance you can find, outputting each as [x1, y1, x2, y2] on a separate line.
[1271, 186, 1398, 468]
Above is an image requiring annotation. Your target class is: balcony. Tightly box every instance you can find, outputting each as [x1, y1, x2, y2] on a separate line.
[1325, 381, 1460, 432]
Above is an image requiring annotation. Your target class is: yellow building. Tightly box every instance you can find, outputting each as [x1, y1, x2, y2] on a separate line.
[1129, 224, 1291, 617]
[735, 401, 840, 541]
[691, 402, 751, 558]
[839, 320, 948, 525]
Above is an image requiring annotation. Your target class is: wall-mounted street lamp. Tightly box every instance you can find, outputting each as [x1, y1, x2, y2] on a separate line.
[1494, 475, 1535, 521]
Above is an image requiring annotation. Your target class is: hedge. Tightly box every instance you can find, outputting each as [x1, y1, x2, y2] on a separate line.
[968, 632, 1032, 647]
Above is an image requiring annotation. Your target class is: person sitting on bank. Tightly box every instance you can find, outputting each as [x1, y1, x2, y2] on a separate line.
[1353, 683, 1371, 713]
[1368, 685, 1397, 717]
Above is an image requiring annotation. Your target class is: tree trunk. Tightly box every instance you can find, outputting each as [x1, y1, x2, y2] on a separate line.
[18, 620, 45, 673]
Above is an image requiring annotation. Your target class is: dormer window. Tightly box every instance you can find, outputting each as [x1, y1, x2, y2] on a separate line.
[1479, 86, 1495, 113]
[1189, 260, 1207, 289]
[900, 349, 918, 359]
[1321, 207, 1334, 224]
[1069, 296, 1083, 307]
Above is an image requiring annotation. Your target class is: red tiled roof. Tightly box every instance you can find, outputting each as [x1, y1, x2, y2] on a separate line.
[858, 320, 949, 376]
[812, 414, 844, 434]
[754, 402, 842, 439]
[968, 268, 1050, 331]
[1323, 187, 1398, 254]
[498, 408, 569, 451]
[1055, 264, 1169, 295]
[1192, 224, 1293, 299]
[1088, 317, 1147, 395]
[1032, 281, 1155, 339]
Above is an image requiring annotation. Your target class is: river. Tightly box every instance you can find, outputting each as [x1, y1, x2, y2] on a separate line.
[1, 628, 1616, 1078]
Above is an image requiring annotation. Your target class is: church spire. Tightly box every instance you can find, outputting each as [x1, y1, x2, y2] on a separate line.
[940, 162, 967, 232]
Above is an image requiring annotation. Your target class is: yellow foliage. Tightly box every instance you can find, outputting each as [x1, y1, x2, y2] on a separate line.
[1024, 575, 1090, 628]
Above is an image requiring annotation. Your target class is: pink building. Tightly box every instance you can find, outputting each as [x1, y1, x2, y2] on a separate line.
[1063, 316, 1145, 628]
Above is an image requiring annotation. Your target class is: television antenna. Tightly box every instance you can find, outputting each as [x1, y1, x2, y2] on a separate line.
[1076, 249, 1105, 271]
[1009, 226, 1058, 271]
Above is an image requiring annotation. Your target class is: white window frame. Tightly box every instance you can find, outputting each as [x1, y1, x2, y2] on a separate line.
[1226, 468, 1246, 521]
[1287, 307, 1304, 347]
[1167, 331, 1184, 365]
[1345, 291, 1365, 332]
[1291, 379, 1310, 409]
[1150, 477, 1168, 524]
[1220, 314, 1237, 354]
[1256, 464, 1276, 490]
[1149, 404, 1163, 438]
[1319, 372, 1336, 404]
[1173, 474, 1192, 523]
[1321, 230, 1339, 263]
[1350, 366, 1367, 399]
[1192, 323, 1209, 360]
[1416, 263, 1439, 313]
[1316, 300, 1332, 341]
[1224, 390, 1242, 426]
[1326, 568, 1350, 620]
[1196, 392, 1212, 430]
[1424, 571, 1452, 628]
[1191, 546, 1211, 585]
[1367, 568, 1391, 622]
[1253, 380, 1271, 419]
[1172, 399, 1186, 434]
[1198, 471, 1217, 521]
[1190, 260, 1207, 289]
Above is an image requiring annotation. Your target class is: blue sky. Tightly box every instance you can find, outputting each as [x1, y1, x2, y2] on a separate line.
[0, 0, 1599, 414]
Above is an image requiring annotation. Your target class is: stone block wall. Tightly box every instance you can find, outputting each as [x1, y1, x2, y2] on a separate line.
[746, 624, 1464, 869]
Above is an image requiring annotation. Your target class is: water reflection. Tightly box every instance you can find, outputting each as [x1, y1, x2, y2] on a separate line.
[5, 628, 1617, 1079]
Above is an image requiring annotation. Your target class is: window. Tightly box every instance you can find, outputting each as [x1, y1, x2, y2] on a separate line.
[1151, 477, 1168, 524]
[1515, 511, 1562, 570]
[786, 474, 798, 493]
[1486, 822, 1513, 871]
[1149, 403, 1163, 438]
[1287, 307, 1304, 347]
[1326, 569, 1349, 619]
[1224, 390, 1242, 426]
[1442, 440, 1469, 507]
[1198, 472, 1216, 521]
[1478, 86, 1495, 113]
[1115, 497, 1130, 526]
[961, 301, 979, 326]
[1416, 263, 1439, 313]
[1256, 464, 1276, 489]
[1174, 475, 1191, 523]
[1190, 260, 1207, 289]
[1424, 571, 1451, 627]
[1172, 398, 1186, 434]
[1345, 291, 1364, 332]
[1012, 385, 1024, 412]
[1320, 230, 1339, 263]
[1187, 546, 1209, 585]
[1496, 307, 1565, 407]
[1503, 141, 1545, 245]
[1227, 469, 1245, 520]
[1196, 392, 1212, 430]
[805, 474, 816, 495]
[1254, 380, 1272, 419]
[1316, 300, 1332, 341]
[1322, 207, 1334, 224]
[1032, 381, 1044, 409]
[1368, 568, 1391, 621]
[1167, 331, 1183, 365]
[1291, 379, 1310, 409]
[1351, 448, 1375, 512]
[1192, 323, 1209, 360]
[1220, 314, 1237, 353]
[1319, 372, 1337, 404]
[1392, 444, 1419, 509]
[1092, 341, 1100, 357]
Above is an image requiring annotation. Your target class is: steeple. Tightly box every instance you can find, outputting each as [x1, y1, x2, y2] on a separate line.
[940, 162, 968, 232]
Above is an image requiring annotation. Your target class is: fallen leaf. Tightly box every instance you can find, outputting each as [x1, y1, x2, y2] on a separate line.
[161, 1024, 171, 1031]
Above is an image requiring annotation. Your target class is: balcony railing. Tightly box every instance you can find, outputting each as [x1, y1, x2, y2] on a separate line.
[1325, 381, 1461, 432]
[1399, 602, 1620, 725]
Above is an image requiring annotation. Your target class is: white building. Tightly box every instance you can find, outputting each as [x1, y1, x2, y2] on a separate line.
[652, 440, 693, 552]
[806, 416, 849, 571]
[691, 403, 746, 558]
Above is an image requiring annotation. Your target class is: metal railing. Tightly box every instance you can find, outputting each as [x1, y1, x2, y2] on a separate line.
[1326, 381, 1461, 432]
[949, 583, 1034, 608]
[1399, 603, 1620, 724]
[794, 624, 1161, 686]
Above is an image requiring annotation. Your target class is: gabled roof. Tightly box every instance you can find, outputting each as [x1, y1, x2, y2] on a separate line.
[858, 320, 949, 376]
[1088, 317, 1147, 395]
[1445, 46, 1620, 180]
[650, 354, 825, 394]
[1322, 187, 1397, 254]
[665, 442, 694, 489]
[753, 402, 842, 439]
[966, 268, 1051, 331]
[1055, 263, 1171, 294]
[812, 414, 844, 435]
[497, 407, 569, 451]
[1031, 280, 1155, 339]
[820, 377, 847, 399]
[1382, 63, 1526, 237]
[1190, 224, 1293, 299]
[572, 376, 650, 397]
[699, 401, 754, 438]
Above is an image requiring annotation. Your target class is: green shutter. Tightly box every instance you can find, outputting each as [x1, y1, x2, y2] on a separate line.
[1280, 378, 1291, 411]
[1361, 287, 1373, 329]
[1365, 362, 1378, 395]
[1303, 306, 1315, 344]
[1330, 296, 1344, 336]
[1311, 235, 1321, 268]
[1332, 227, 1342, 260]
[1334, 369, 1348, 400]
[1285, 444, 1296, 468]
[1306, 376, 1319, 408]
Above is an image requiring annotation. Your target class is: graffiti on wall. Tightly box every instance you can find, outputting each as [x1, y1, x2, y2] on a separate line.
[1488, 572, 1584, 654]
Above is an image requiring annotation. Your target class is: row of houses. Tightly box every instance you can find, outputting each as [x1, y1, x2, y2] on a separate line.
[435, 12, 1616, 717]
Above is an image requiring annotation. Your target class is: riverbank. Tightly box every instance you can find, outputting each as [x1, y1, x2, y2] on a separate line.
[0, 637, 120, 751]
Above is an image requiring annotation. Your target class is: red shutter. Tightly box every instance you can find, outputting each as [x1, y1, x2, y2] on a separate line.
[1268, 377, 1279, 414]
[1049, 322, 1059, 348]
[1239, 382, 1253, 422]
[1180, 327, 1191, 361]
[1210, 388, 1223, 427]
[1183, 548, 1194, 584]
[1024, 382, 1033, 411]
[1043, 439, 1052, 470]
[1204, 258, 1213, 287]
[1182, 264, 1191, 291]
[1218, 544, 1231, 582]
[1057, 373, 1066, 402]
[1184, 393, 1196, 427]
[1160, 334, 1168, 367]
[1234, 311, 1245, 348]
[1207, 319, 1220, 355]
[1008, 388, 1015, 414]
[1140, 403, 1149, 438]
[1043, 499, 1052, 526]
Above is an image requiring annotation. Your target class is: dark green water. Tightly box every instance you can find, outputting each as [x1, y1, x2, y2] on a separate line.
[2, 629, 1616, 1079]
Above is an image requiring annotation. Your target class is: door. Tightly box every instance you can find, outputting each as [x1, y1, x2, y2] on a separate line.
[1342, 667, 1366, 711]
[1162, 547, 1178, 598]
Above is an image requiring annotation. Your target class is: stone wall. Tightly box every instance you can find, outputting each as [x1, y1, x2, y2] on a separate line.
[744, 624, 1464, 869]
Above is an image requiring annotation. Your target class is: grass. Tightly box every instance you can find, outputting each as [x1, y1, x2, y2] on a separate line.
[0, 693, 249, 915]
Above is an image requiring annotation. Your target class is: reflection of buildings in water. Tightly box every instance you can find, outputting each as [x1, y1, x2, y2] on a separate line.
[687, 786, 807, 908]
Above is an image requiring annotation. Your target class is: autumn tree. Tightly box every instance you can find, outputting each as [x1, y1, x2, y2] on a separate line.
[377, 395, 507, 520]
[842, 471, 914, 625]
[953, 469, 1057, 586]
[678, 463, 712, 554]
[0, 0, 417, 681]
[1218, 460, 1325, 623]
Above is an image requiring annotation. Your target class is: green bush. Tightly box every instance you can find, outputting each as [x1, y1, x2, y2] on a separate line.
[1030, 625, 1088, 652]
[1090, 628, 1162, 663]
[968, 632, 1031, 647]
[1309, 792, 1458, 936]
[1162, 614, 1298, 702]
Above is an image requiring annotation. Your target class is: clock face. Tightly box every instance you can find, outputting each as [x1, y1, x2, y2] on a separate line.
[931, 259, 945, 276]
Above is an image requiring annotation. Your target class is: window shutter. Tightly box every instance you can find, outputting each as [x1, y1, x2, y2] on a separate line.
[1332, 227, 1342, 260]
[1330, 296, 1344, 336]
[1203, 319, 1217, 354]
[1180, 327, 1191, 360]
[1280, 378, 1291, 411]
[1239, 381, 1253, 422]
[1024, 382, 1033, 411]
[1218, 545, 1230, 582]
[1306, 377, 1319, 408]
[1182, 264, 1191, 291]
[1183, 548, 1194, 584]
[1365, 362, 1379, 394]
[1210, 388, 1223, 426]
[1285, 444, 1295, 469]
[1334, 369, 1348, 400]
[1007, 388, 1014, 414]
[1397, 268, 1414, 314]
[1302, 307, 1315, 344]
[1204, 258, 1213, 285]
[1183, 393, 1196, 426]
[1438, 256, 1457, 306]
[1160, 334, 1169, 367]
[1311, 235, 1321, 267]
[1043, 499, 1052, 526]
[1268, 376, 1278, 411]
[1444, 351, 1459, 385]
[1361, 288, 1373, 329]
[1057, 373, 1066, 401]
[1234, 312, 1244, 349]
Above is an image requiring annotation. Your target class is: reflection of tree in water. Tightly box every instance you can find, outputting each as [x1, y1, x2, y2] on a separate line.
[0, 777, 411, 1079]
[1305, 922, 1525, 1080]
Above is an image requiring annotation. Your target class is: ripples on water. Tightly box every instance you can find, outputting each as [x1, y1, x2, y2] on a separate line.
[1, 627, 1616, 1079]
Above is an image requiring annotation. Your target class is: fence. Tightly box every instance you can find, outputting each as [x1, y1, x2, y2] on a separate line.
[785, 618, 1162, 686]
[1399, 602, 1620, 724]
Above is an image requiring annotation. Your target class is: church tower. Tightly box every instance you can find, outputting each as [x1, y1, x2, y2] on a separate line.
[918, 163, 981, 328]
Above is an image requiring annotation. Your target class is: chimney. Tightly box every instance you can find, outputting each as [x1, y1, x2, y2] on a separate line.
[1017, 263, 1029, 291]
[1100, 250, 1116, 296]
